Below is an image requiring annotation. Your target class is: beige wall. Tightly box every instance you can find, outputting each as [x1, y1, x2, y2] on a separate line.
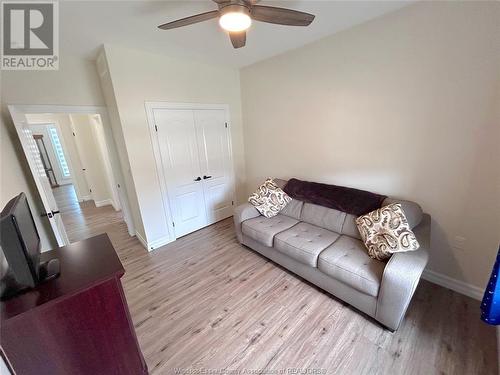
[102, 45, 246, 247]
[240, 2, 500, 290]
[1, 54, 105, 251]
[95, 50, 143, 238]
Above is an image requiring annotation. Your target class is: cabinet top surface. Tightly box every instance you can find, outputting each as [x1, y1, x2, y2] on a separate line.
[1, 234, 124, 321]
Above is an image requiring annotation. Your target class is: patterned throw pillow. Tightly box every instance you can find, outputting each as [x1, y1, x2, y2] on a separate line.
[248, 178, 292, 218]
[355, 203, 420, 260]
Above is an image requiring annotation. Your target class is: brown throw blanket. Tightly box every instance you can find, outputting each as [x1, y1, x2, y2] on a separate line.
[283, 178, 387, 216]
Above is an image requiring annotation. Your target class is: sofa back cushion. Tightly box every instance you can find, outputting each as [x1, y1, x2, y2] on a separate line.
[382, 198, 423, 229]
[274, 178, 423, 233]
[340, 198, 422, 238]
[274, 178, 288, 189]
[264, 179, 303, 219]
[300, 203, 346, 233]
[280, 198, 304, 220]
[341, 214, 362, 239]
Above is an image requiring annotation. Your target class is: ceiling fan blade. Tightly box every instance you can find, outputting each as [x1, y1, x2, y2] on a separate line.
[212, 0, 260, 4]
[158, 10, 219, 30]
[229, 31, 246, 49]
[251, 5, 315, 26]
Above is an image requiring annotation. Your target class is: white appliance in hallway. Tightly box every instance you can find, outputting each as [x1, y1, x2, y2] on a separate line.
[151, 105, 235, 238]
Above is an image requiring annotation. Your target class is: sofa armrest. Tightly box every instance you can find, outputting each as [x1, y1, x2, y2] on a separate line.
[375, 213, 430, 330]
[233, 203, 261, 243]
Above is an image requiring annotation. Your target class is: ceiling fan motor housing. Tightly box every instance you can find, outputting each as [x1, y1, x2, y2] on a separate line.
[220, 4, 251, 18]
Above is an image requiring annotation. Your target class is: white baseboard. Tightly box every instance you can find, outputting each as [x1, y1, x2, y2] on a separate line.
[135, 231, 173, 252]
[422, 269, 484, 301]
[124, 218, 135, 237]
[147, 235, 174, 251]
[111, 200, 120, 211]
[79, 195, 92, 202]
[95, 198, 113, 207]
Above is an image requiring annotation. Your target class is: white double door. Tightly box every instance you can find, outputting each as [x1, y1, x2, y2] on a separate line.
[154, 108, 235, 238]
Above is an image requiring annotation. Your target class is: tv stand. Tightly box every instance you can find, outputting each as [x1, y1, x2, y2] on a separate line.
[0, 234, 148, 375]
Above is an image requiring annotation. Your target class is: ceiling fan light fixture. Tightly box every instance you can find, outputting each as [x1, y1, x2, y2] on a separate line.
[219, 5, 252, 32]
[158, 1, 316, 49]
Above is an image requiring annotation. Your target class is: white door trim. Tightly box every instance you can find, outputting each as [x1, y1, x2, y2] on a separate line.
[7, 104, 135, 237]
[144, 101, 236, 242]
[8, 106, 70, 246]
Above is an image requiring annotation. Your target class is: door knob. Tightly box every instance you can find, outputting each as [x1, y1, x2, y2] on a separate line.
[194, 177, 202, 181]
[203, 175, 212, 179]
[41, 210, 60, 218]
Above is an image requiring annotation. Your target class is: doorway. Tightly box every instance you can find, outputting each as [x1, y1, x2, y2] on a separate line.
[8, 105, 135, 247]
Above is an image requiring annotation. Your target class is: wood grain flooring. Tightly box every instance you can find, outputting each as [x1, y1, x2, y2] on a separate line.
[53, 184, 123, 242]
[53, 185, 498, 375]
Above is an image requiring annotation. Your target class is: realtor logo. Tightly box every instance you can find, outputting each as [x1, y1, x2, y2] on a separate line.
[1, 1, 59, 70]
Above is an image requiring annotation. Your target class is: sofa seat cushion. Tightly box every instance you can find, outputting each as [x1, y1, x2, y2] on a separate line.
[318, 235, 385, 297]
[274, 223, 340, 267]
[242, 214, 299, 247]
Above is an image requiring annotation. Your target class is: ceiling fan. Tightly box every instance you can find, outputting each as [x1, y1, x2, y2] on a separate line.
[158, 0, 315, 49]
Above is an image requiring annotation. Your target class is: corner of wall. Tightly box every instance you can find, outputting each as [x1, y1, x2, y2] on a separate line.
[95, 47, 145, 239]
[135, 230, 172, 252]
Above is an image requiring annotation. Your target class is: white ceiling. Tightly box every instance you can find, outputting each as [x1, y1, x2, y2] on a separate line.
[60, 1, 412, 67]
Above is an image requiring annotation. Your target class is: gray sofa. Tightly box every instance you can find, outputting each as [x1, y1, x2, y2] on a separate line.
[234, 179, 430, 331]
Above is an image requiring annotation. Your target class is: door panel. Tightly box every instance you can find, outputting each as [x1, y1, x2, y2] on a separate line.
[194, 110, 234, 224]
[154, 109, 208, 238]
[177, 191, 201, 221]
[8, 106, 69, 246]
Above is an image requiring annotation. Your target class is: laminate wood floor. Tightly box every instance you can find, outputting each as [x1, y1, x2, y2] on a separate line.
[53, 185, 498, 375]
[52, 184, 124, 242]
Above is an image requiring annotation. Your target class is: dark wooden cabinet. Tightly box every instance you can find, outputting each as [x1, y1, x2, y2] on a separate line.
[0, 234, 148, 375]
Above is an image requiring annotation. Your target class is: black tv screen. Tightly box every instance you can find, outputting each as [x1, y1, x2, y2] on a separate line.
[0, 193, 41, 289]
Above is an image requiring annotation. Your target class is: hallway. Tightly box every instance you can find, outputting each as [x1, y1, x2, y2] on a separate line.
[52, 184, 124, 243]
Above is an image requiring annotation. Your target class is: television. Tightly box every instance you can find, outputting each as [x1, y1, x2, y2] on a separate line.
[0, 193, 60, 299]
